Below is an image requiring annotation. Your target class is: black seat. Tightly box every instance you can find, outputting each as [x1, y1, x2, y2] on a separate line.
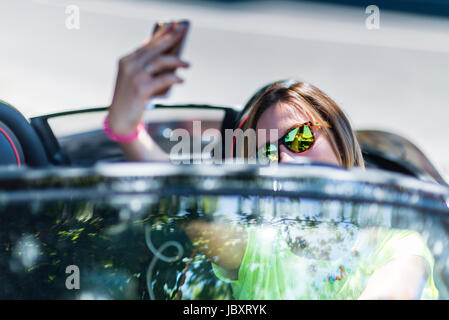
[0, 100, 49, 167]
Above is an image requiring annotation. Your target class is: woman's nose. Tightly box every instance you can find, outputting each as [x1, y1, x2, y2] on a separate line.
[278, 145, 295, 163]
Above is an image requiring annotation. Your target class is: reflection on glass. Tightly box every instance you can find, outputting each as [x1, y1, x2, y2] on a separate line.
[0, 176, 448, 300]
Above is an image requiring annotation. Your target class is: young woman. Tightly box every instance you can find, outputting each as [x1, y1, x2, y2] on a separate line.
[105, 23, 437, 300]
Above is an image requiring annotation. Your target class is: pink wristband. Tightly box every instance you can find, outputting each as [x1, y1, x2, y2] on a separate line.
[103, 115, 145, 143]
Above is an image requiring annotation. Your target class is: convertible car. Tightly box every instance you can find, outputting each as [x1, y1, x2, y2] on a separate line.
[0, 99, 448, 299]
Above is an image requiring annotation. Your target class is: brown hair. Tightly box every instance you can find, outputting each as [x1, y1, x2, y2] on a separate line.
[243, 80, 365, 169]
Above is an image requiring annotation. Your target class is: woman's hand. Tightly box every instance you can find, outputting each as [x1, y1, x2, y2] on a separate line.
[108, 23, 190, 136]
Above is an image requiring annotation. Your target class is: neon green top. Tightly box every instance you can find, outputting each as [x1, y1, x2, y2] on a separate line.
[212, 226, 438, 300]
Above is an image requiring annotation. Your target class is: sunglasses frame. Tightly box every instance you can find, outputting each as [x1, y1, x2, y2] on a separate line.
[257, 121, 331, 161]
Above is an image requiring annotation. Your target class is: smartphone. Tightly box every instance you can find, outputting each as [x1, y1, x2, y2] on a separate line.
[152, 20, 190, 58]
[149, 20, 189, 99]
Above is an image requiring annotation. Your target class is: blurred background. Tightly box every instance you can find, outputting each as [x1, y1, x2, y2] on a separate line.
[0, 0, 448, 180]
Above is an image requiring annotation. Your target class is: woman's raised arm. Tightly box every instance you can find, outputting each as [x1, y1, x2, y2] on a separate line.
[107, 23, 190, 162]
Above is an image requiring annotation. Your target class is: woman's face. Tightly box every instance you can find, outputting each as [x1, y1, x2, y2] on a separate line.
[255, 102, 341, 166]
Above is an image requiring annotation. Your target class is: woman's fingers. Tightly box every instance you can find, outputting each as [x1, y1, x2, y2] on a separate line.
[121, 23, 186, 74]
[145, 55, 189, 75]
[134, 23, 174, 58]
[141, 72, 184, 99]
[137, 25, 187, 66]
[123, 68, 183, 100]
[153, 24, 186, 51]
[152, 22, 175, 42]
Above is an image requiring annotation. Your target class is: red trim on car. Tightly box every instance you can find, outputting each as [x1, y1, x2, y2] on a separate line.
[0, 127, 21, 167]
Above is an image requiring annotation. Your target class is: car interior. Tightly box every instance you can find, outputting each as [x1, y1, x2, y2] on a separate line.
[0, 99, 446, 186]
[1, 98, 448, 301]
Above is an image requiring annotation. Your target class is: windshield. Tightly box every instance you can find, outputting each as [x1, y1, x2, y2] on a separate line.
[1, 163, 447, 299]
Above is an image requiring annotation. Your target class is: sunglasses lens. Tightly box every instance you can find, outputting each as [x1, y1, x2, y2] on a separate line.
[284, 125, 314, 153]
[265, 144, 278, 162]
[257, 144, 278, 163]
